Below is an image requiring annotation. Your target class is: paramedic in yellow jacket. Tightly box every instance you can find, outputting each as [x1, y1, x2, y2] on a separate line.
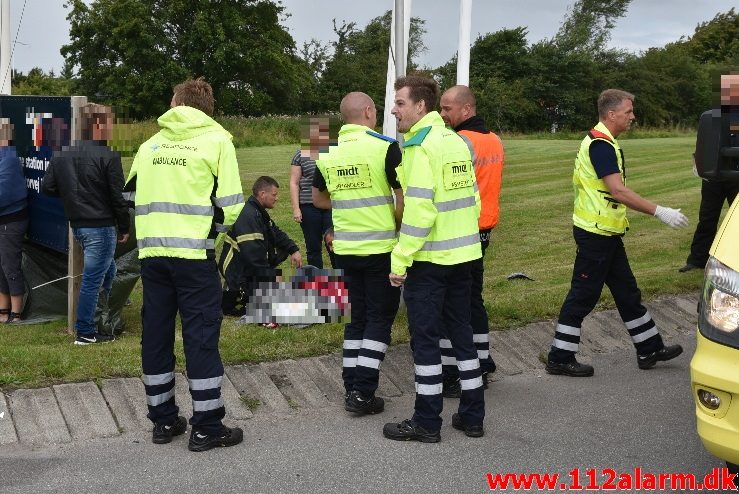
[312, 92, 404, 416]
[382, 75, 485, 443]
[125, 78, 244, 452]
[546, 89, 689, 378]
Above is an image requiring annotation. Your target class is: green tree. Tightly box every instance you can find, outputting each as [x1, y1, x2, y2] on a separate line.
[434, 27, 536, 133]
[300, 39, 330, 82]
[685, 8, 739, 65]
[526, 42, 598, 131]
[554, 0, 632, 52]
[62, 0, 312, 118]
[11, 68, 73, 96]
[469, 28, 531, 83]
[621, 43, 711, 126]
[297, 39, 331, 113]
[319, 11, 426, 114]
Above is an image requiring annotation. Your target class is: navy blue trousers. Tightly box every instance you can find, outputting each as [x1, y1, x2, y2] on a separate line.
[686, 179, 739, 268]
[549, 227, 664, 363]
[404, 261, 485, 432]
[441, 232, 496, 379]
[336, 252, 400, 397]
[141, 257, 226, 434]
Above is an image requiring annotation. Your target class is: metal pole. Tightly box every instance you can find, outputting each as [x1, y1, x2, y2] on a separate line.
[0, 0, 11, 95]
[394, 0, 406, 79]
[383, 0, 411, 139]
[382, 3, 398, 138]
[456, 0, 472, 86]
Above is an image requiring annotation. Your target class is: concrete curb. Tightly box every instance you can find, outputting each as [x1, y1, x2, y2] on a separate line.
[0, 293, 700, 449]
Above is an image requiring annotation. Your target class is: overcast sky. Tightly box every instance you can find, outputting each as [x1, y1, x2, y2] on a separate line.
[6, 0, 737, 74]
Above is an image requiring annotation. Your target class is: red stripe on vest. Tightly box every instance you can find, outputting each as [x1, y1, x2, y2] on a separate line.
[588, 129, 612, 142]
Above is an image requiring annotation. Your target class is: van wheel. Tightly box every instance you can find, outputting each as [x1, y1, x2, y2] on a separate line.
[728, 462, 739, 488]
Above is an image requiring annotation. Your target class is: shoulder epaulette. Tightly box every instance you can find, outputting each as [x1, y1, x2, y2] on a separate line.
[588, 129, 613, 142]
[366, 130, 396, 143]
[402, 126, 432, 148]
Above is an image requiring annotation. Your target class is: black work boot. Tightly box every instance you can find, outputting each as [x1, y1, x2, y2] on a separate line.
[188, 426, 244, 452]
[344, 390, 385, 415]
[451, 413, 484, 438]
[637, 344, 683, 370]
[383, 419, 441, 443]
[545, 359, 594, 377]
[152, 415, 187, 444]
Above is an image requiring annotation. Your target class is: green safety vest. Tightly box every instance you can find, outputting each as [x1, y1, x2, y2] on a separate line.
[391, 111, 482, 275]
[316, 124, 397, 256]
[127, 106, 245, 259]
[572, 122, 629, 236]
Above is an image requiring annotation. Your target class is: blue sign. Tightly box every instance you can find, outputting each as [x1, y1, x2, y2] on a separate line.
[0, 96, 71, 253]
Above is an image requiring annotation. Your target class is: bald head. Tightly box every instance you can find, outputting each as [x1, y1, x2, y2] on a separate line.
[340, 92, 377, 127]
[445, 85, 476, 109]
[440, 85, 476, 129]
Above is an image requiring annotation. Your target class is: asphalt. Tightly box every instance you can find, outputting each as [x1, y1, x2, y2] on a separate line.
[0, 292, 701, 452]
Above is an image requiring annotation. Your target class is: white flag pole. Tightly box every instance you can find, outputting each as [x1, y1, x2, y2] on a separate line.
[0, 0, 11, 95]
[456, 0, 472, 86]
[382, 0, 412, 138]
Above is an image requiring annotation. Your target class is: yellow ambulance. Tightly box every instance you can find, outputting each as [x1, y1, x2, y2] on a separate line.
[690, 197, 739, 477]
[689, 102, 739, 481]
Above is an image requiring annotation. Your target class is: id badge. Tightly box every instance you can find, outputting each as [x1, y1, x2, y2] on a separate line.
[442, 160, 473, 190]
[329, 163, 371, 190]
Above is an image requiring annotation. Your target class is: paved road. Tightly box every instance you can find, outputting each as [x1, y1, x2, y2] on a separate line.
[0, 294, 728, 493]
[0, 331, 721, 493]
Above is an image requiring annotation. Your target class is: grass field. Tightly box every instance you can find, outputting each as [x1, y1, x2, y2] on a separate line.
[0, 136, 708, 390]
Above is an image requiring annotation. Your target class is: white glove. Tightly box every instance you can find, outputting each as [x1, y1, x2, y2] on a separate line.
[654, 205, 689, 228]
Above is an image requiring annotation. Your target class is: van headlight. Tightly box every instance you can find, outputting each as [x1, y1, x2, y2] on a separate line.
[699, 257, 739, 347]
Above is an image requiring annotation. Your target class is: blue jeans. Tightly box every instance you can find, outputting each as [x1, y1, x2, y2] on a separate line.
[299, 203, 334, 269]
[73, 226, 117, 336]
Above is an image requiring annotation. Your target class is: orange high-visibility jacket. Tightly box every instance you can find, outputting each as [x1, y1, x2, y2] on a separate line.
[458, 128, 505, 230]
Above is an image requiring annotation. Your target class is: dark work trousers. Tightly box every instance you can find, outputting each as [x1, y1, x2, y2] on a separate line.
[548, 227, 664, 364]
[141, 257, 226, 434]
[0, 218, 28, 295]
[441, 230, 496, 380]
[336, 252, 400, 397]
[299, 203, 335, 269]
[686, 180, 739, 268]
[404, 261, 485, 432]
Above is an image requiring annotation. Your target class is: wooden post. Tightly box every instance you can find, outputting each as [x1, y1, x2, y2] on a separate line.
[67, 96, 87, 334]
[67, 227, 83, 335]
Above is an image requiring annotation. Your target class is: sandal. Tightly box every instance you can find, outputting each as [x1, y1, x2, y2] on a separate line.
[0, 308, 9, 323]
[5, 311, 21, 324]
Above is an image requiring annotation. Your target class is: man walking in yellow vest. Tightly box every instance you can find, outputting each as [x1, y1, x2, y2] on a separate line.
[312, 92, 403, 415]
[546, 89, 688, 377]
[383, 76, 485, 443]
